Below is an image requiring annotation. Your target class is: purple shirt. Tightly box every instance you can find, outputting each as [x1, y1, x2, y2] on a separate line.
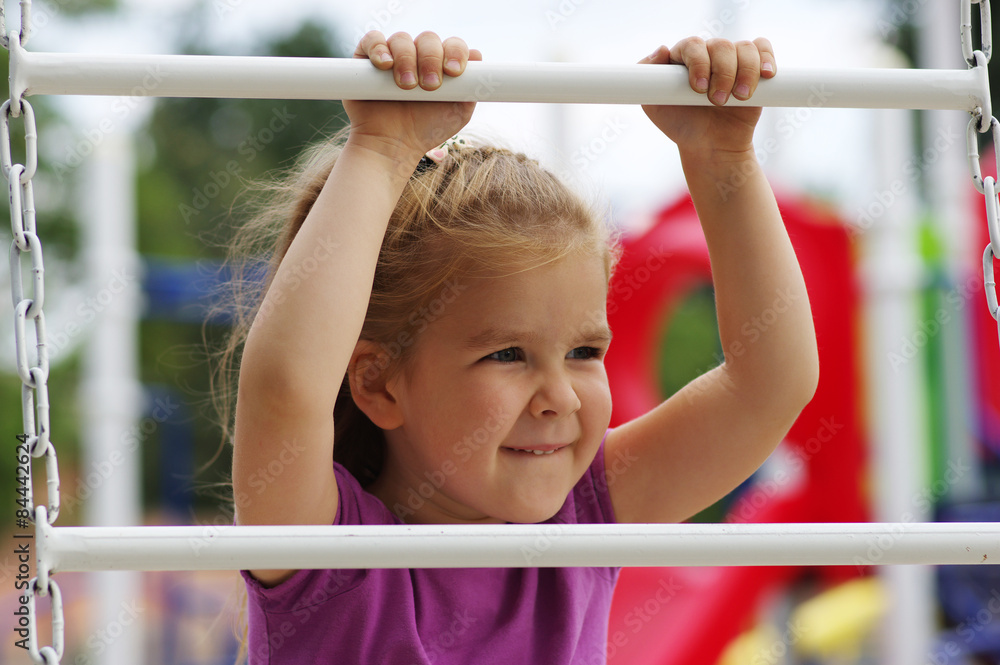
[241, 434, 620, 664]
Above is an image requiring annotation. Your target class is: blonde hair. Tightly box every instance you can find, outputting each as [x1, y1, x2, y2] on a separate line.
[211, 128, 618, 486]
[211, 128, 619, 662]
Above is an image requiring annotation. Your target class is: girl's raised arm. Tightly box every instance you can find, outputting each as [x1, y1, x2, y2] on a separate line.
[606, 38, 820, 525]
[232, 31, 479, 585]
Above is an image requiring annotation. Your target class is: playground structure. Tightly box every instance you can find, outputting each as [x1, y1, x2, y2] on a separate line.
[6, 1, 1000, 663]
[605, 194, 867, 664]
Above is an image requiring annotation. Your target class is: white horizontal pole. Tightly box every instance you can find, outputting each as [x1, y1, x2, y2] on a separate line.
[9, 40, 990, 113]
[39, 522, 1000, 572]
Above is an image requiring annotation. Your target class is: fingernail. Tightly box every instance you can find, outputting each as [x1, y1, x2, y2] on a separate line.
[696, 77, 709, 92]
[423, 72, 440, 87]
[401, 71, 416, 86]
[375, 50, 392, 65]
[446, 59, 461, 73]
[762, 62, 774, 73]
[735, 84, 750, 98]
[712, 90, 728, 105]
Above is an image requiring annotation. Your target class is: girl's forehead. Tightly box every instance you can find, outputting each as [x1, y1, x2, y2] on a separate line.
[428, 255, 610, 337]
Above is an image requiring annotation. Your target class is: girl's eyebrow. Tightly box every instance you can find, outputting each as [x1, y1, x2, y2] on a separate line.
[463, 325, 613, 349]
[463, 327, 539, 350]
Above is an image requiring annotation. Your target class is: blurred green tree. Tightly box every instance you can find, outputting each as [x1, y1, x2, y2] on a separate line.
[136, 17, 349, 517]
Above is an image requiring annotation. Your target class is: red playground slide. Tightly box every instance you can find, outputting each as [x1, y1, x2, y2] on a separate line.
[605, 195, 869, 665]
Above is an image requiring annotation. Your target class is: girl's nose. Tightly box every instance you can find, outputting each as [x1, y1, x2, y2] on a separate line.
[529, 370, 582, 418]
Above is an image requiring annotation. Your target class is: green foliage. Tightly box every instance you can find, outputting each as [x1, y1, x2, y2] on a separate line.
[656, 285, 721, 398]
[47, 0, 120, 15]
[138, 21, 348, 259]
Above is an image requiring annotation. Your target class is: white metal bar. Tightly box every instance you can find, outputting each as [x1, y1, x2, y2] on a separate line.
[39, 522, 1000, 572]
[8, 40, 990, 112]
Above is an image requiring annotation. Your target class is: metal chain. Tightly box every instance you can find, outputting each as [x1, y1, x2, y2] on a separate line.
[963, 0, 1000, 347]
[26, 572, 64, 664]
[963, 0, 993, 65]
[0, 0, 33, 50]
[4, 5, 62, 658]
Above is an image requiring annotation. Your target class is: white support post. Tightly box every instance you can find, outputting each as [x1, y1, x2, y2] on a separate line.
[77, 128, 144, 665]
[862, 106, 935, 665]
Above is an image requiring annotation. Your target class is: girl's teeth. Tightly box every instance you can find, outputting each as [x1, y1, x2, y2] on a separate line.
[505, 447, 557, 455]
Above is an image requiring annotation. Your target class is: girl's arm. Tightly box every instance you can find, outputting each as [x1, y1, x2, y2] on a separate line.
[606, 38, 820, 525]
[233, 31, 479, 585]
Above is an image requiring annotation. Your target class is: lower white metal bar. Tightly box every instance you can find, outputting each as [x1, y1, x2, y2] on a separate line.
[9, 40, 990, 112]
[39, 522, 1000, 572]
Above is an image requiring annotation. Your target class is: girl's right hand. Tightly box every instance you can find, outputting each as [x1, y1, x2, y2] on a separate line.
[347, 31, 482, 165]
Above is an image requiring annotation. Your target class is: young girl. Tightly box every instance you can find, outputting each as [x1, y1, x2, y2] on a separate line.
[226, 30, 818, 664]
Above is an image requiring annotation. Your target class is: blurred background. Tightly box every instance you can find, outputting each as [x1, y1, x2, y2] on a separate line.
[2, 0, 1000, 663]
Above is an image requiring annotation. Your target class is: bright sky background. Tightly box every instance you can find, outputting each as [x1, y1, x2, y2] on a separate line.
[22, 0, 958, 231]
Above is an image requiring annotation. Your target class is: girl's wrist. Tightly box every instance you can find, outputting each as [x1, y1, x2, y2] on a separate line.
[678, 144, 758, 177]
[345, 133, 425, 170]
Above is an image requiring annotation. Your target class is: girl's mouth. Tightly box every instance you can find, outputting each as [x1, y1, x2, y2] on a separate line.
[501, 445, 567, 456]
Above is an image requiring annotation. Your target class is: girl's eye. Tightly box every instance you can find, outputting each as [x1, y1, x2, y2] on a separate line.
[567, 346, 602, 360]
[487, 347, 523, 363]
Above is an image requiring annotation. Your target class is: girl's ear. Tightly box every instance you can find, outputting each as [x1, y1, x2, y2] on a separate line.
[347, 340, 404, 430]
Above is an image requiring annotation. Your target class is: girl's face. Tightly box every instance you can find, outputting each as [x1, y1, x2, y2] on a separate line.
[371, 251, 613, 525]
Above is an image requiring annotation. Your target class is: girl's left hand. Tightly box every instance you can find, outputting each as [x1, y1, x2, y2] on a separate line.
[640, 37, 775, 159]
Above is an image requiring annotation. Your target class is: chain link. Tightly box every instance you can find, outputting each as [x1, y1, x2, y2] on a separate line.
[963, 0, 993, 65]
[26, 575, 64, 665]
[1, 99, 37, 182]
[0, 0, 33, 50]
